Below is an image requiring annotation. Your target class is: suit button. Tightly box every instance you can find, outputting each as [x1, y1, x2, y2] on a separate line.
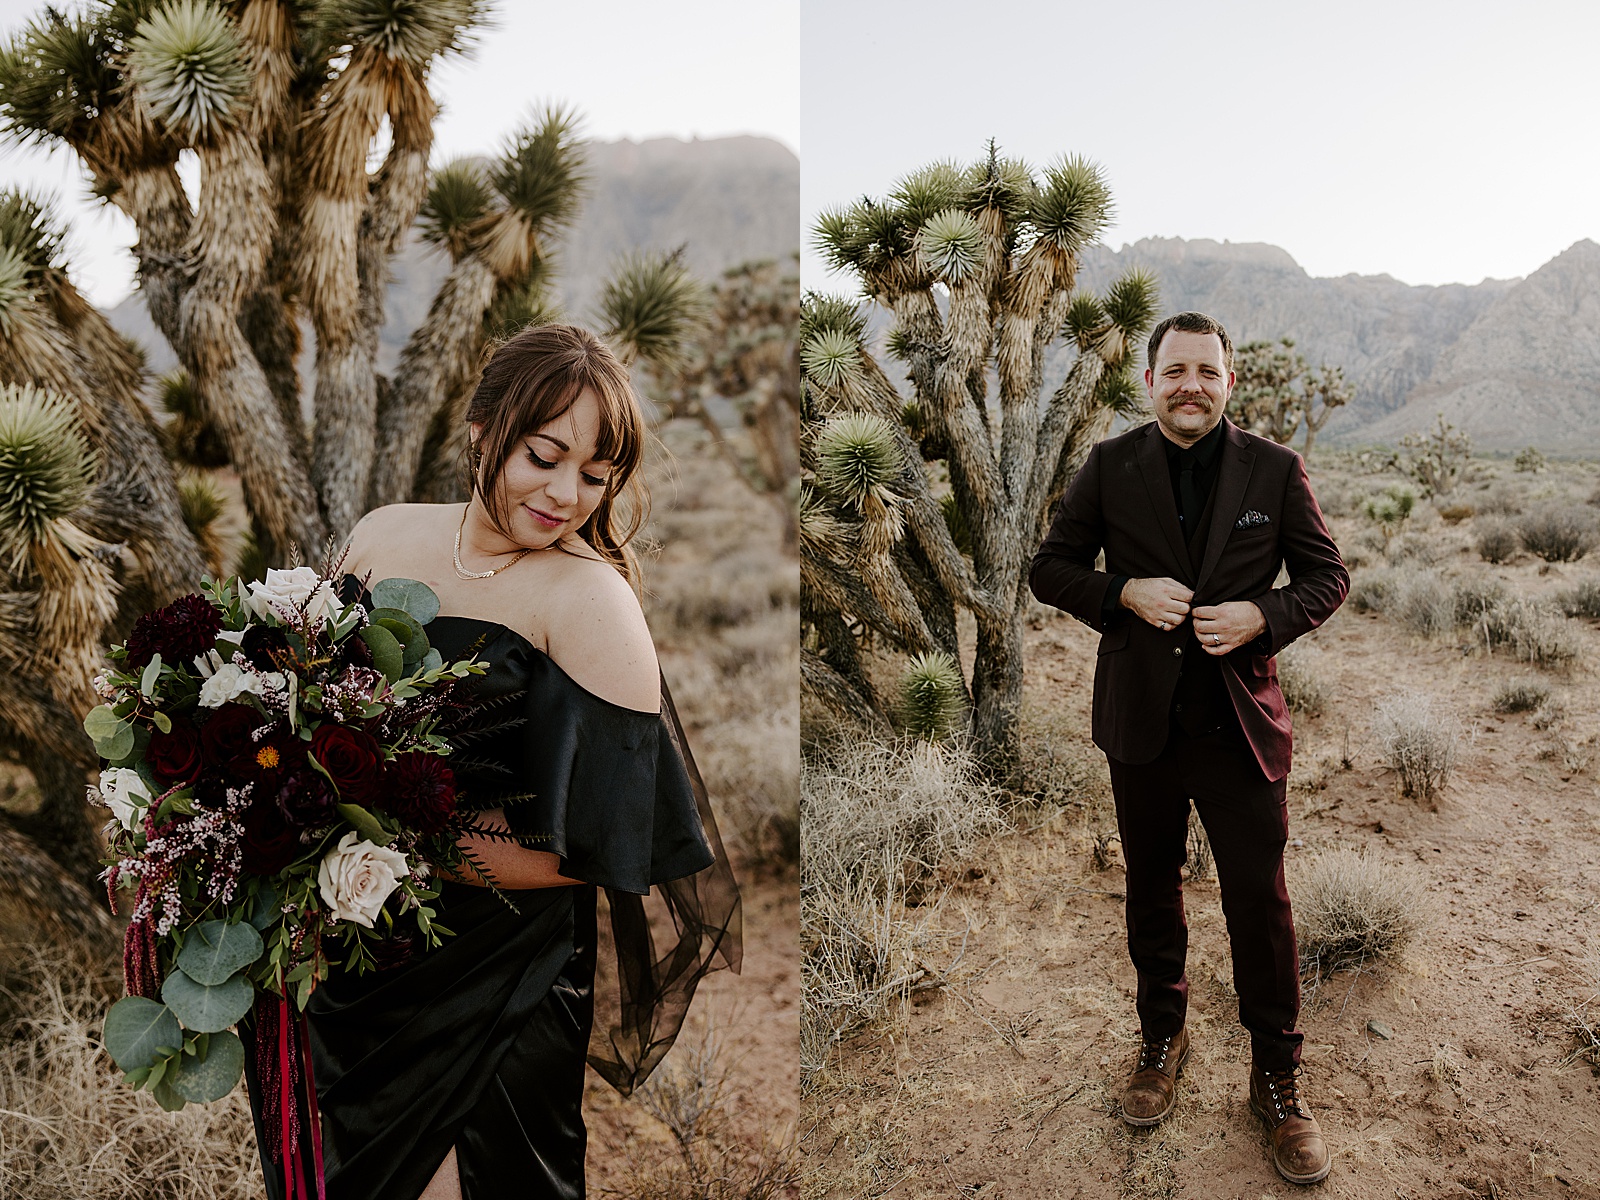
[1172, 646, 1182, 658]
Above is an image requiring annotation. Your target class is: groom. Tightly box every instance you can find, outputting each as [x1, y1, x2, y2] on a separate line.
[1029, 312, 1348, 1185]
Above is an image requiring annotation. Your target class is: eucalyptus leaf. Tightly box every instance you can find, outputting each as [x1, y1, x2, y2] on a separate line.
[83, 705, 121, 740]
[337, 802, 394, 846]
[103, 997, 183, 1071]
[150, 1076, 188, 1112]
[152, 711, 172, 734]
[358, 624, 404, 681]
[421, 648, 443, 673]
[175, 920, 263, 986]
[370, 607, 423, 645]
[248, 883, 281, 931]
[140, 653, 162, 697]
[169, 1029, 245, 1103]
[95, 724, 136, 763]
[371, 578, 441, 624]
[161, 971, 254, 1034]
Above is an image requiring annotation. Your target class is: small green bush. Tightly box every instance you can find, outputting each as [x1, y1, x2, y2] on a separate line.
[1360, 484, 1417, 545]
[1514, 446, 1547, 474]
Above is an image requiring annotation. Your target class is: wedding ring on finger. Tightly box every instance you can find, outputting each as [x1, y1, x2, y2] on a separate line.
[1159, 621, 1168, 630]
[1213, 633, 1221, 645]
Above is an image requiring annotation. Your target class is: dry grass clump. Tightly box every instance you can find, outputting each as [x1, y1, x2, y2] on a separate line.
[1556, 577, 1600, 619]
[1276, 642, 1328, 717]
[0, 945, 262, 1200]
[1474, 517, 1520, 563]
[1293, 848, 1426, 985]
[1371, 690, 1460, 805]
[1476, 596, 1581, 670]
[1435, 501, 1474, 524]
[801, 739, 1003, 1077]
[1347, 566, 1400, 614]
[1474, 485, 1523, 516]
[1492, 678, 1552, 714]
[1517, 504, 1598, 562]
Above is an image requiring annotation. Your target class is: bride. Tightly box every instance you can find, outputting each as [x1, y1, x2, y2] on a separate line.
[244, 323, 741, 1200]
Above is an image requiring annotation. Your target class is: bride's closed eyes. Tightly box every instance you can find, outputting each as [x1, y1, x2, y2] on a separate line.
[525, 444, 610, 488]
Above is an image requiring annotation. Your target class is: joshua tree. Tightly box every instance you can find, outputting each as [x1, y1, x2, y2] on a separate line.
[1229, 336, 1352, 459]
[1400, 412, 1472, 497]
[0, 0, 691, 898]
[635, 253, 801, 553]
[803, 144, 1157, 774]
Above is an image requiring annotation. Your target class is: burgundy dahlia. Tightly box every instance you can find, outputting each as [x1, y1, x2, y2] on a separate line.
[240, 623, 292, 673]
[147, 718, 203, 785]
[240, 797, 301, 874]
[309, 725, 382, 805]
[274, 769, 335, 829]
[124, 594, 222, 668]
[381, 752, 457, 836]
[201, 703, 266, 764]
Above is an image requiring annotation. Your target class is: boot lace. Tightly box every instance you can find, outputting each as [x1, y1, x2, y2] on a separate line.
[1259, 1066, 1310, 1121]
[1136, 1033, 1177, 1073]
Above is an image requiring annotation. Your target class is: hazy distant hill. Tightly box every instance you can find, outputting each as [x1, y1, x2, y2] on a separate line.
[109, 134, 799, 385]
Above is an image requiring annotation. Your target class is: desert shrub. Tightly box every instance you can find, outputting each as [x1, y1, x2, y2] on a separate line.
[1386, 530, 1445, 566]
[1435, 501, 1474, 525]
[1556, 577, 1600, 619]
[1518, 504, 1598, 563]
[1348, 567, 1400, 614]
[1450, 576, 1507, 625]
[1492, 678, 1552, 714]
[1276, 642, 1328, 717]
[1294, 848, 1425, 982]
[1371, 690, 1460, 804]
[0, 946, 261, 1200]
[1474, 517, 1520, 563]
[1478, 597, 1581, 669]
[1475, 485, 1523, 516]
[1514, 446, 1548, 474]
[1388, 568, 1455, 636]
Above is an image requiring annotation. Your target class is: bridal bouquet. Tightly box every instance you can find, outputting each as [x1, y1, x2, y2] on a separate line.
[91, 566, 492, 1115]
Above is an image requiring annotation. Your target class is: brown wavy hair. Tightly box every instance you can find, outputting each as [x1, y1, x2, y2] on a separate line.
[464, 324, 648, 583]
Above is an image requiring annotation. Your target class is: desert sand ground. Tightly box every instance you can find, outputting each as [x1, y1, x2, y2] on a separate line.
[802, 453, 1600, 1200]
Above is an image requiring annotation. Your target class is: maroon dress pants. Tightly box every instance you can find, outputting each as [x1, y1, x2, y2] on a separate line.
[1106, 721, 1302, 1071]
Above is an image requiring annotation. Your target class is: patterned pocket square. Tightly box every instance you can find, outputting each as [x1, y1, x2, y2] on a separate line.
[1235, 510, 1271, 529]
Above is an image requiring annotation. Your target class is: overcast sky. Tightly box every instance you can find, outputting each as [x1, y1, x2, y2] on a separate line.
[803, 0, 1600, 294]
[0, 0, 799, 307]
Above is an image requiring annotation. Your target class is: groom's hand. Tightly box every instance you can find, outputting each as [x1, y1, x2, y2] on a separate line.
[1191, 602, 1267, 655]
[1120, 577, 1194, 630]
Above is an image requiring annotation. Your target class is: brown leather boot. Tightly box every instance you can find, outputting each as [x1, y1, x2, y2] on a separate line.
[1120, 1027, 1190, 1127]
[1249, 1064, 1331, 1184]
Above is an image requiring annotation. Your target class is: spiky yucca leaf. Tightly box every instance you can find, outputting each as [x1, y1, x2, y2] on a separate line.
[491, 105, 587, 229]
[0, 10, 119, 147]
[916, 209, 986, 284]
[1095, 366, 1144, 417]
[815, 413, 901, 507]
[157, 367, 200, 419]
[157, 368, 227, 467]
[1062, 291, 1107, 350]
[0, 245, 31, 335]
[486, 276, 561, 340]
[890, 161, 963, 225]
[1031, 155, 1112, 253]
[320, 0, 486, 64]
[418, 158, 495, 260]
[898, 650, 966, 740]
[1101, 268, 1160, 349]
[798, 482, 850, 552]
[0, 383, 95, 570]
[961, 147, 1035, 223]
[800, 328, 860, 391]
[799, 292, 866, 344]
[128, 0, 249, 141]
[596, 248, 706, 371]
[0, 191, 65, 271]
[939, 492, 972, 557]
[176, 470, 227, 573]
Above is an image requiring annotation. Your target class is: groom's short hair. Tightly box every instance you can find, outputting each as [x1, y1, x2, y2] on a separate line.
[1146, 311, 1234, 373]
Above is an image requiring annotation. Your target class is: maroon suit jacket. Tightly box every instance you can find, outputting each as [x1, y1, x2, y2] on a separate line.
[1029, 420, 1348, 782]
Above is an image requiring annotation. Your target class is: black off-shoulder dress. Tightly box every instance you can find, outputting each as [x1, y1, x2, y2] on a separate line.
[243, 590, 742, 1200]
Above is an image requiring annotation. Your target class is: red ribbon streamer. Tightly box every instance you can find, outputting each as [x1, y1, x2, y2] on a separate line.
[278, 995, 294, 1200]
[299, 1011, 328, 1200]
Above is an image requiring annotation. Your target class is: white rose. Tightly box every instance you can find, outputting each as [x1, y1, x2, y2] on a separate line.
[246, 567, 340, 629]
[198, 662, 254, 707]
[317, 832, 410, 928]
[97, 767, 152, 830]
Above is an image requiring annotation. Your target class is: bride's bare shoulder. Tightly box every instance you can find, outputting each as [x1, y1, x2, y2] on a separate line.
[343, 504, 456, 575]
[537, 552, 659, 713]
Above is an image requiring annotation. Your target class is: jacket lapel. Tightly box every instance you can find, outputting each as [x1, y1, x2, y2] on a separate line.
[1136, 424, 1192, 579]
[1195, 421, 1255, 593]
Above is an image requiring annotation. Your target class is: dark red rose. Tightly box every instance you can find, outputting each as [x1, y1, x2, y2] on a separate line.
[274, 769, 335, 829]
[124, 594, 223, 668]
[201, 703, 265, 765]
[147, 718, 203, 785]
[339, 631, 374, 670]
[380, 752, 457, 836]
[240, 624, 292, 673]
[309, 725, 382, 805]
[240, 798, 301, 874]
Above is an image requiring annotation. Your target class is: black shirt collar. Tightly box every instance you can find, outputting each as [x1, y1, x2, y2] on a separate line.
[1163, 418, 1226, 468]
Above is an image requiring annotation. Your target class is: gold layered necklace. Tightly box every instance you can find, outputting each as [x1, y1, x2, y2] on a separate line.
[452, 504, 534, 580]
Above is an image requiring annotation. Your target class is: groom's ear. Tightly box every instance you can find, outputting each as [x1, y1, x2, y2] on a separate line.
[1144, 367, 1155, 393]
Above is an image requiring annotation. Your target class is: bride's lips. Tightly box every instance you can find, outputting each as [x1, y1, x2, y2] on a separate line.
[523, 504, 566, 530]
